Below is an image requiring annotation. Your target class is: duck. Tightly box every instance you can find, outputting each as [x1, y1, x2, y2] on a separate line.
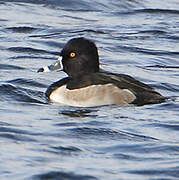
[38, 37, 165, 107]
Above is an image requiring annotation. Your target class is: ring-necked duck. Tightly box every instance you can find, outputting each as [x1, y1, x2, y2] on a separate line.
[38, 37, 165, 107]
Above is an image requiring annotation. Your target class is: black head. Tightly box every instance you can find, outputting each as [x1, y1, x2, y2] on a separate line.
[60, 37, 99, 77]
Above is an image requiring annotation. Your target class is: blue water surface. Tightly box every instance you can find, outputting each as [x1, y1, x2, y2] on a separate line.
[0, 0, 179, 179]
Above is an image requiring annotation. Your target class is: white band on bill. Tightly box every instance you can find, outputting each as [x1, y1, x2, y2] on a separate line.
[37, 56, 63, 72]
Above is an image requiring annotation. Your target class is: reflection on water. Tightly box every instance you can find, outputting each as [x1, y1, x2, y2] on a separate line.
[0, 0, 179, 179]
[60, 109, 98, 118]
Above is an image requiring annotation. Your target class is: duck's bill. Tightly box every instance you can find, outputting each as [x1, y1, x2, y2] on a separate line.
[37, 56, 63, 73]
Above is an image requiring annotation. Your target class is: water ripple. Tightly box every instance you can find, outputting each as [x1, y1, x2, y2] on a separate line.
[0, 127, 41, 142]
[6, 26, 37, 33]
[0, 84, 46, 104]
[0, 63, 25, 70]
[127, 166, 179, 179]
[31, 171, 98, 180]
[67, 127, 158, 141]
[114, 8, 179, 15]
[7, 47, 59, 55]
[117, 45, 179, 56]
[50, 145, 82, 155]
[6, 78, 47, 88]
[135, 8, 179, 14]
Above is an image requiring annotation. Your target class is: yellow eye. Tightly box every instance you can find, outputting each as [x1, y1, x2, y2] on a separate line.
[70, 52, 76, 58]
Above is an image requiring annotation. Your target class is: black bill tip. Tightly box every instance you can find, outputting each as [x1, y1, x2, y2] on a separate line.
[37, 67, 44, 73]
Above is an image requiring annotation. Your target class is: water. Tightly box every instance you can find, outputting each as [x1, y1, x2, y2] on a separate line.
[0, 0, 179, 179]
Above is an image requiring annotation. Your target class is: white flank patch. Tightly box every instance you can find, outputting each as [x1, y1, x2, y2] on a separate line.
[49, 83, 136, 107]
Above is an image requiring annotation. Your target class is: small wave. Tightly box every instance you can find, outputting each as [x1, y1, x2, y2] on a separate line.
[0, 126, 41, 136]
[144, 65, 179, 69]
[160, 83, 179, 93]
[9, 55, 55, 60]
[6, 78, 47, 88]
[6, 26, 37, 33]
[67, 127, 158, 141]
[60, 109, 98, 118]
[151, 123, 179, 131]
[138, 30, 167, 35]
[0, 133, 35, 142]
[49, 145, 82, 155]
[0, 83, 46, 104]
[156, 100, 179, 110]
[135, 8, 179, 15]
[0, 63, 25, 70]
[7, 47, 59, 55]
[29, 29, 105, 39]
[117, 45, 179, 56]
[43, 0, 104, 12]
[0, 126, 41, 142]
[101, 143, 179, 156]
[71, 29, 106, 34]
[126, 166, 179, 178]
[31, 171, 98, 180]
[113, 8, 179, 16]
[167, 35, 179, 40]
